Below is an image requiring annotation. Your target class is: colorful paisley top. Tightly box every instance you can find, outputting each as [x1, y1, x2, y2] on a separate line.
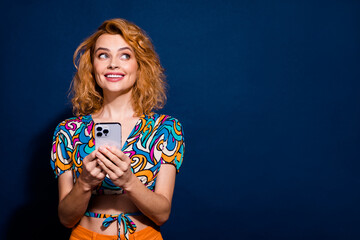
[50, 114, 185, 194]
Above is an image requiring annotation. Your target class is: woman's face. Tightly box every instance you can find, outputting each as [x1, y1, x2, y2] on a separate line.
[93, 34, 138, 96]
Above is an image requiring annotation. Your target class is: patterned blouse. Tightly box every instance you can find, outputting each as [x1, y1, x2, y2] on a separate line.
[50, 114, 185, 194]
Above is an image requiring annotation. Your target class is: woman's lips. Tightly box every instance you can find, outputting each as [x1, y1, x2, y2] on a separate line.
[104, 73, 125, 82]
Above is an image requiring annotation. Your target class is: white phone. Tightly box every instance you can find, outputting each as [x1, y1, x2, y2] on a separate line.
[95, 122, 122, 150]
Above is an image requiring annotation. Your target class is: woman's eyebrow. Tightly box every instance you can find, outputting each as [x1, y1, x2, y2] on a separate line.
[118, 47, 132, 52]
[95, 47, 132, 53]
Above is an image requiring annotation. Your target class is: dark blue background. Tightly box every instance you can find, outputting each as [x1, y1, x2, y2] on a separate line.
[1, 0, 359, 239]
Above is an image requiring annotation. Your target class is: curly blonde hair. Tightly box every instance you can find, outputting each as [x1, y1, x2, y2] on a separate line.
[71, 18, 166, 116]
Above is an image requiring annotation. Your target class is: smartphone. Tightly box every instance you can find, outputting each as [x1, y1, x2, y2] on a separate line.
[94, 122, 122, 150]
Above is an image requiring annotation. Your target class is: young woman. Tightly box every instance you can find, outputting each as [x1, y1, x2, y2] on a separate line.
[50, 18, 185, 240]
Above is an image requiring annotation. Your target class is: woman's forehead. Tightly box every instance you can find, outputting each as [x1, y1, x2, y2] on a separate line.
[95, 34, 132, 50]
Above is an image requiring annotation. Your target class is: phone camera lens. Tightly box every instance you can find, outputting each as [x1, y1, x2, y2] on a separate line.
[97, 132, 103, 137]
[96, 126, 102, 131]
[103, 129, 109, 136]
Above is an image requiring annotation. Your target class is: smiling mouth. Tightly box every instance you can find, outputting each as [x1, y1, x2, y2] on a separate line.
[104, 74, 125, 82]
[105, 74, 124, 78]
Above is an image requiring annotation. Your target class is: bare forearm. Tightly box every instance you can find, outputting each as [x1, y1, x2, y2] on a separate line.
[58, 179, 92, 228]
[124, 175, 171, 226]
[95, 147, 175, 226]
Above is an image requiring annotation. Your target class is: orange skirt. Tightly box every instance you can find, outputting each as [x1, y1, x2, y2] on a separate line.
[69, 224, 163, 240]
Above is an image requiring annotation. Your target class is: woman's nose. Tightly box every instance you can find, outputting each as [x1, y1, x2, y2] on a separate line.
[108, 58, 119, 69]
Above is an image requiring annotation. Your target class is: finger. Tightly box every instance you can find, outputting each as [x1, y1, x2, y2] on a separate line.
[90, 165, 105, 178]
[83, 159, 98, 174]
[95, 169, 106, 180]
[96, 159, 120, 180]
[95, 151, 129, 178]
[95, 151, 118, 171]
[98, 148, 130, 173]
[83, 154, 102, 174]
[98, 147, 122, 166]
[83, 150, 99, 164]
[107, 146, 131, 165]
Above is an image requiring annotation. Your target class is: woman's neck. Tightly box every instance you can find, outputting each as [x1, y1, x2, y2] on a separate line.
[93, 90, 136, 122]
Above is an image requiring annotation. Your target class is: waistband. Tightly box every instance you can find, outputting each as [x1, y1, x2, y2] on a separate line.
[71, 224, 162, 240]
[85, 211, 142, 240]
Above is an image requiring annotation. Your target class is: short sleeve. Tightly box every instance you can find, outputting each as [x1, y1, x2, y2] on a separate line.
[50, 121, 74, 178]
[161, 117, 185, 173]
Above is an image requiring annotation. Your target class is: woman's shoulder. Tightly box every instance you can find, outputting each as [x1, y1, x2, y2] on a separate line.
[145, 113, 182, 125]
[53, 115, 93, 133]
[144, 113, 184, 137]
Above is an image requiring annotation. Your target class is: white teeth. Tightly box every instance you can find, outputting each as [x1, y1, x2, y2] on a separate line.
[107, 74, 123, 78]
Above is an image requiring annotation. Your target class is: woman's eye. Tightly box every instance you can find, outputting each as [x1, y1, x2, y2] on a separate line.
[99, 53, 108, 59]
[120, 54, 130, 60]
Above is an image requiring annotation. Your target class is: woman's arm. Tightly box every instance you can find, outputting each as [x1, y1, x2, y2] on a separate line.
[57, 150, 106, 228]
[96, 146, 176, 226]
[125, 164, 176, 226]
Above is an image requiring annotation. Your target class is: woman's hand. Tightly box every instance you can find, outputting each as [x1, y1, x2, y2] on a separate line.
[57, 150, 106, 228]
[95, 146, 135, 189]
[94, 146, 176, 226]
[77, 150, 106, 192]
